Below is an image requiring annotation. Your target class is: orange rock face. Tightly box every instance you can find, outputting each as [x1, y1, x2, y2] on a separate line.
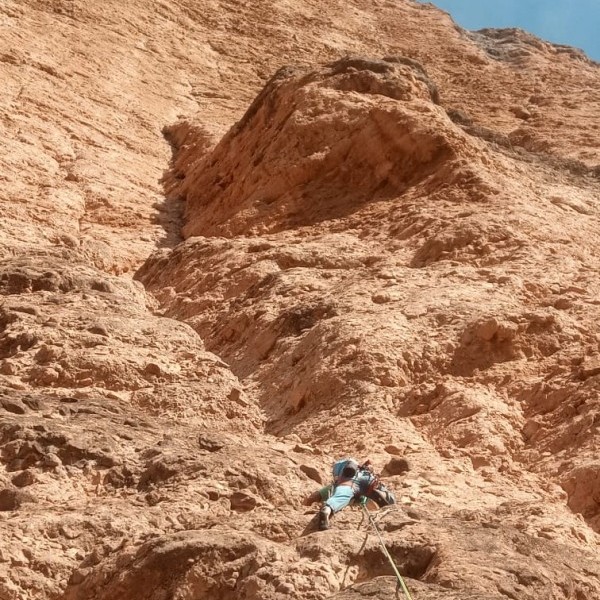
[1, 1, 600, 599]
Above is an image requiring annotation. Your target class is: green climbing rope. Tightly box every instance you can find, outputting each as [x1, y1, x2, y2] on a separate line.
[361, 503, 414, 600]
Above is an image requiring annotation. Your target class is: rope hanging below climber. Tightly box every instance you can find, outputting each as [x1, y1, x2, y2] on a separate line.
[361, 502, 415, 600]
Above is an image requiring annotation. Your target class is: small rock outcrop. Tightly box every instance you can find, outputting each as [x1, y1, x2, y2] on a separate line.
[170, 56, 449, 238]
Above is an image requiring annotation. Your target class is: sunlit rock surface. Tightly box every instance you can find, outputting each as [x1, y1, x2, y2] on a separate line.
[1, 1, 599, 598]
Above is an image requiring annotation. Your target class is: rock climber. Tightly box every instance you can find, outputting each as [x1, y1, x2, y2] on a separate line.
[303, 458, 396, 530]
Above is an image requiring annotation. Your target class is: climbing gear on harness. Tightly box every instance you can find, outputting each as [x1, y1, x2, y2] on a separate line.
[355, 469, 396, 507]
[361, 503, 414, 600]
[365, 472, 382, 496]
[319, 505, 332, 530]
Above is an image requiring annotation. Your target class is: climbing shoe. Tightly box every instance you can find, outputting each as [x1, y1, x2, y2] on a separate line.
[318, 506, 332, 530]
[371, 485, 396, 508]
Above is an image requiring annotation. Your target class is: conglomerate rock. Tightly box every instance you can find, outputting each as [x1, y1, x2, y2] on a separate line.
[1, 0, 600, 599]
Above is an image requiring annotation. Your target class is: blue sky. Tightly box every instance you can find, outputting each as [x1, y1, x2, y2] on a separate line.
[421, 1, 600, 61]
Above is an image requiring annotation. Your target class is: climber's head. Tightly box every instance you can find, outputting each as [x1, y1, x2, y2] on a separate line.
[342, 464, 357, 478]
[332, 458, 359, 482]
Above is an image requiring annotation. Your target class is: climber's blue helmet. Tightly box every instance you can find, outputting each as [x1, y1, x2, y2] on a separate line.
[332, 458, 360, 482]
